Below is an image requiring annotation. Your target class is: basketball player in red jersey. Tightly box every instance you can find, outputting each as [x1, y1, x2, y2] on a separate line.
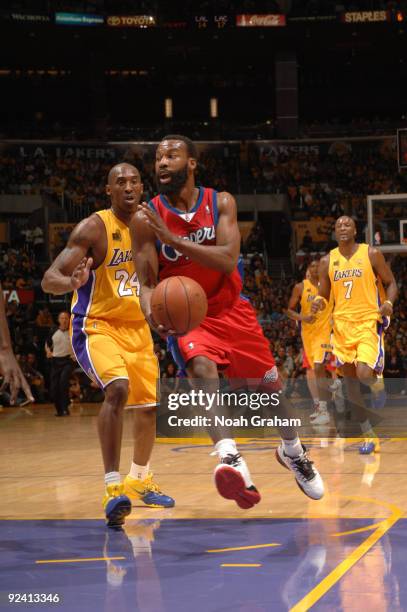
[131, 135, 324, 508]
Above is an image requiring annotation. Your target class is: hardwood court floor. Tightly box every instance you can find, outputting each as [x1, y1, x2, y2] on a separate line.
[1, 404, 407, 521]
[1, 405, 407, 611]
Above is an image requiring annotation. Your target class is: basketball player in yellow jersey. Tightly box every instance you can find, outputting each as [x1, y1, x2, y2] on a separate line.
[287, 260, 334, 425]
[312, 216, 398, 454]
[42, 163, 174, 528]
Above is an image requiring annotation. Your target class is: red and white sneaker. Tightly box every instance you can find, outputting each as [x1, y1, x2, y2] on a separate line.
[214, 453, 261, 509]
[309, 402, 321, 420]
[310, 410, 330, 426]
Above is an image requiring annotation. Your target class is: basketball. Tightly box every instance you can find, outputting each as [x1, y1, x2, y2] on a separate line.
[151, 276, 208, 334]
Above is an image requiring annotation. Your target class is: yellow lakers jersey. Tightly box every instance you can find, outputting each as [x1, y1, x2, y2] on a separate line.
[71, 209, 144, 322]
[300, 278, 318, 318]
[329, 243, 380, 322]
[300, 278, 332, 333]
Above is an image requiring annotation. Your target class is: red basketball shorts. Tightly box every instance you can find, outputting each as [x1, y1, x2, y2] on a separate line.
[168, 297, 281, 391]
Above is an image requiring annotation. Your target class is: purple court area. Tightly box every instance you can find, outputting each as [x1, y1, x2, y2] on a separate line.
[0, 519, 406, 611]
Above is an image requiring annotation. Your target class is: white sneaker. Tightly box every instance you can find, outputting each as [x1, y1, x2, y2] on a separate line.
[310, 410, 330, 425]
[329, 379, 342, 393]
[214, 453, 261, 509]
[310, 404, 320, 419]
[276, 445, 324, 500]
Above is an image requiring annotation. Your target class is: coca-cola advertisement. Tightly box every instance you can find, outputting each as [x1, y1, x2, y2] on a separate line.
[236, 14, 286, 27]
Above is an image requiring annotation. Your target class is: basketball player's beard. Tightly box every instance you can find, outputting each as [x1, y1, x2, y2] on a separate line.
[156, 165, 188, 195]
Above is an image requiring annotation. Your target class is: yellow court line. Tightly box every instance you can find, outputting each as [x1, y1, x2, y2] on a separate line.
[331, 521, 386, 537]
[221, 563, 262, 567]
[207, 543, 281, 553]
[36, 556, 125, 564]
[290, 497, 404, 612]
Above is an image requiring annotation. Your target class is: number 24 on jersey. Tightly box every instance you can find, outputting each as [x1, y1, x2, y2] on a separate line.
[115, 270, 140, 297]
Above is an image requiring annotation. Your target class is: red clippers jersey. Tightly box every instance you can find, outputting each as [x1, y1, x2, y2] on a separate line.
[150, 186, 242, 317]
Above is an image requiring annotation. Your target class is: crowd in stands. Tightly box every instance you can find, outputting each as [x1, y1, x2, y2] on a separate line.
[246, 143, 406, 221]
[0, 148, 239, 214]
[1, 136, 405, 227]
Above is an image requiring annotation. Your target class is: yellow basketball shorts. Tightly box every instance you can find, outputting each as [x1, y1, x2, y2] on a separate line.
[71, 316, 159, 408]
[332, 318, 385, 374]
[302, 325, 332, 369]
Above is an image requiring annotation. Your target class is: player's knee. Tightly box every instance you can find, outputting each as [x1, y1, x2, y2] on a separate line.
[314, 364, 325, 379]
[187, 356, 218, 379]
[104, 380, 129, 410]
[356, 363, 374, 385]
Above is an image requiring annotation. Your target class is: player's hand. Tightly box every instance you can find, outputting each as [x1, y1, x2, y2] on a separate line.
[379, 302, 393, 318]
[0, 348, 34, 405]
[302, 314, 316, 324]
[138, 203, 178, 247]
[70, 257, 93, 290]
[311, 298, 325, 314]
[146, 314, 184, 339]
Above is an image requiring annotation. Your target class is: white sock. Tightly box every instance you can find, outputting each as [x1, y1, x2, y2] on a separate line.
[105, 471, 121, 486]
[282, 436, 303, 458]
[313, 399, 319, 408]
[319, 401, 328, 412]
[130, 462, 149, 481]
[212, 438, 237, 459]
[361, 420, 373, 435]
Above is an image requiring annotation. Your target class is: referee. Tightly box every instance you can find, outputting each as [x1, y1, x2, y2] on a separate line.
[45, 311, 75, 416]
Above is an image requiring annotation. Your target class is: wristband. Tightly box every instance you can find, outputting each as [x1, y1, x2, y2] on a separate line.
[383, 300, 393, 308]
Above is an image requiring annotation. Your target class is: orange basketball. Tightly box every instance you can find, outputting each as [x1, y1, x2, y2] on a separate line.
[151, 276, 208, 334]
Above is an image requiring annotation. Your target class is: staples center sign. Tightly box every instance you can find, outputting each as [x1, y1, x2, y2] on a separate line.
[236, 14, 286, 27]
[107, 15, 156, 27]
[343, 11, 387, 23]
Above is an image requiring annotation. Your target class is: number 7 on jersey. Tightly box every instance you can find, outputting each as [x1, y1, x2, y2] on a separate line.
[343, 280, 353, 299]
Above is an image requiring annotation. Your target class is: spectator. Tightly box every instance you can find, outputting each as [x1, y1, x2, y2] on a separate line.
[384, 345, 405, 393]
[301, 230, 313, 251]
[36, 307, 54, 328]
[161, 362, 180, 394]
[45, 311, 75, 416]
[32, 226, 45, 260]
[21, 352, 46, 403]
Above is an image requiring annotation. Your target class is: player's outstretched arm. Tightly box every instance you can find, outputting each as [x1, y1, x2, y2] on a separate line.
[138, 192, 240, 274]
[369, 247, 398, 317]
[41, 215, 102, 295]
[130, 211, 178, 337]
[130, 211, 159, 322]
[0, 282, 34, 404]
[311, 254, 331, 313]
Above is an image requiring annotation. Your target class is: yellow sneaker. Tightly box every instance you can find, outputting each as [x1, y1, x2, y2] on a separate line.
[123, 473, 175, 508]
[359, 431, 381, 455]
[103, 483, 132, 529]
